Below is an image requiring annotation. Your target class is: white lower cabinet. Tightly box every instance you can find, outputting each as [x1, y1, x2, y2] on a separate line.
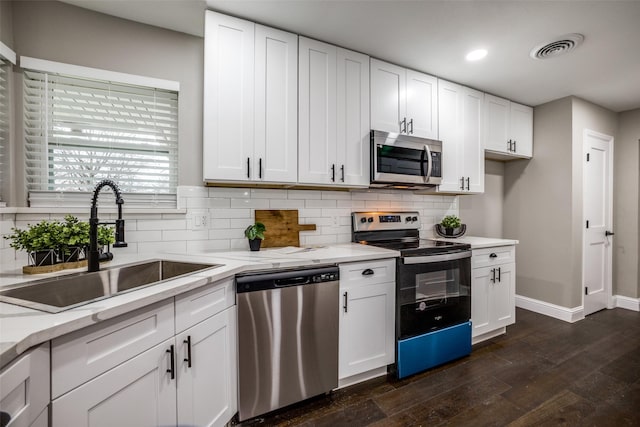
[471, 246, 516, 343]
[338, 259, 395, 386]
[51, 279, 237, 427]
[0, 343, 50, 427]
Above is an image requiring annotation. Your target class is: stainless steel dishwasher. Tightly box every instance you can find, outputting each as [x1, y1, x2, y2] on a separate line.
[236, 265, 340, 422]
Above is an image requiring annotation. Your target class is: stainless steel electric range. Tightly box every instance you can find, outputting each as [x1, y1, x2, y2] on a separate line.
[352, 211, 472, 378]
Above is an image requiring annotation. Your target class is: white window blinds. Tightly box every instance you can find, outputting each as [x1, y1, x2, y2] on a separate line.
[0, 58, 7, 203]
[23, 67, 178, 206]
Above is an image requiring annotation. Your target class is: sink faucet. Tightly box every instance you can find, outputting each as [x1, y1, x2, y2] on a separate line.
[88, 180, 128, 272]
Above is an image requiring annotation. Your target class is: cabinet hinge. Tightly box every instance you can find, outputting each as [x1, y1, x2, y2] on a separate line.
[585, 287, 588, 295]
[586, 153, 590, 162]
[586, 220, 589, 229]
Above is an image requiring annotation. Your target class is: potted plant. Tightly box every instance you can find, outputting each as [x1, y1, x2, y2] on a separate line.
[436, 215, 466, 238]
[244, 222, 266, 251]
[59, 215, 90, 262]
[4, 220, 63, 266]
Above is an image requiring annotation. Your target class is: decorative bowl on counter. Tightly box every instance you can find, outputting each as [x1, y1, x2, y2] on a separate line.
[434, 223, 467, 238]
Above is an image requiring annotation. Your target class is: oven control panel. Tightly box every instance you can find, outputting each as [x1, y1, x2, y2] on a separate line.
[352, 211, 421, 232]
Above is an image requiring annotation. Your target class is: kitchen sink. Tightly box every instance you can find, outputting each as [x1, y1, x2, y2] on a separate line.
[0, 260, 222, 313]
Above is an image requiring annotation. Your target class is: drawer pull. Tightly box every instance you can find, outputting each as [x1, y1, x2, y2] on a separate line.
[184, 335, 192, 368]
[497, 267, 501, 282]
[166, 345, 175, 380]
[489, 253, 497, 258]
[362, 268, 374, 276]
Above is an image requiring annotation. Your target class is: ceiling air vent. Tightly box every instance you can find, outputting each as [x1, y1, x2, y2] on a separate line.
[530, 33, 584, 59]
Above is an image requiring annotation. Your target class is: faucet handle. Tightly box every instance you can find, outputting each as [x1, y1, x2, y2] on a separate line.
[114, 219, 128, 248]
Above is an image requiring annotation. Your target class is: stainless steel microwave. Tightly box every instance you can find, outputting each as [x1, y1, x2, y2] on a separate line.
[370, 130, 443, 188]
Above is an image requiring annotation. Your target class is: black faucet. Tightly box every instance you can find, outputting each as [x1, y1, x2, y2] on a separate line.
[88, 180, 128, 272]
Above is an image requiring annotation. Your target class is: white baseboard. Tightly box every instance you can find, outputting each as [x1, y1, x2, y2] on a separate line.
[613, 295, 640, 311]
[515, 295, 584, 323]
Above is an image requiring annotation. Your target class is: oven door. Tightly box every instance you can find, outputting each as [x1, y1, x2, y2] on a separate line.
[371, 130, 442, 186]
[396, 251, 471, 340]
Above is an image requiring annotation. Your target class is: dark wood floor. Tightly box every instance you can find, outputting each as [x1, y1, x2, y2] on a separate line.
[237, 307, 640, 426]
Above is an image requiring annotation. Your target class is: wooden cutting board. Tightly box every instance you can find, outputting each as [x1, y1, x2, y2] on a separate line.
[254, 210, 316, 248]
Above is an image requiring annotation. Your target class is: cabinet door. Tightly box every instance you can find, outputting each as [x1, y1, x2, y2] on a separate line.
[510, 102, 533, 158]
[298, 37, 337, 184]
[483, 94, 510, 153]
[254, 25, 298, 183]
[203, 11, 255, 181]
[462, 87, 484, 193]
[437, 79, 464, 192]
[406, 70, 438, 139]
[491, 263, 516, 330]
[52, 339, 177, 427]
[471, 263, 516, 338]
[471, 266, 493, 337]
[370, 59, 406, 134]
[339, 281, 395, 379]
[336, 48, 370, 187]
[177, 307, 237, 427]
[0, 343, 49, 427]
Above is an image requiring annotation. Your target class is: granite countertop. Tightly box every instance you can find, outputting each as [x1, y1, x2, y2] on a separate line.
[0, 243, 399, 368]
[431, 236, 519, 249]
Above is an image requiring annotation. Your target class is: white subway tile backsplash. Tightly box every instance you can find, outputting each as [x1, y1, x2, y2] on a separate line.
[5, 186, 458, 259]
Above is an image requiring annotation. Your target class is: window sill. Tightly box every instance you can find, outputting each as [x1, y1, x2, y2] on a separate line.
[0, 207, 187, 215]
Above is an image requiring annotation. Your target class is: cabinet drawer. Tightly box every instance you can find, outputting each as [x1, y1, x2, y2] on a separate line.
[0, 343, 50, 427]
[472, 245, 515, 269]
[175, 278, 235, 333]
[339, 258, 396, 287]
[52, 299, 174, 399]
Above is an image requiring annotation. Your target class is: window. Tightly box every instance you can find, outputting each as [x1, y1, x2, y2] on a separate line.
[22, 58, 179, 207]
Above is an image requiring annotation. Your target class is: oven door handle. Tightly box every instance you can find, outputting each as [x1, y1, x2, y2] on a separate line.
[423, 144, 433, 183]
[403, 251, 471, 264]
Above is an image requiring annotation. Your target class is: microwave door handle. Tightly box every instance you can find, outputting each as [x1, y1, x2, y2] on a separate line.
[423, 145, 433, 183]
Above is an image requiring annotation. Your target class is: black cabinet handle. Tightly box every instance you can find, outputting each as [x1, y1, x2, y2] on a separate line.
[409, 118, 414, 134]
[166, 345, 175, 380]
[489, 253, 497, 258]
[490, 268, 495, 283]
[259, 158, 263, 179]
[340, 164, 345, 182]
[362, 268, 374, 276]
[466, 177, 470, 191]
[331, 164, 335, 182]
[507, 140, 512, 151]
[247, 157, 250, 179]
[460, 176, 465, 191]
[400, 117, 407, 133]
[184, 336, 192, 368]
[497, 267, 501, 282]
[343, 292, 348, 312]
[513, 140, 517, 152]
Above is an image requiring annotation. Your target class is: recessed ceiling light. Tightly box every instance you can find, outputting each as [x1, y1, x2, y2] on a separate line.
[466, 49, 488, 61]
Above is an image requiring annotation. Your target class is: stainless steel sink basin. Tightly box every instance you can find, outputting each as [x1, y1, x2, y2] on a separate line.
[0, 260, 222, 313]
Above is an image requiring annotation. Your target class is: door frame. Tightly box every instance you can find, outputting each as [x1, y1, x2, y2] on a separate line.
[581, 128, 614, 313]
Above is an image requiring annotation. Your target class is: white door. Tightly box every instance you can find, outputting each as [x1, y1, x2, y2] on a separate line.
[298, 37, 337, 184]
[336, 48, 370, 187]
[483, 94, 510, 153]
[339, 282, 395, 379]
[462, 87, 485, 193]
[370, 59, 406, 134]
[510, 102, 533, 157]
[52, 339, 177, 427]
[203, 11, 255, 181]
[437, 79, 463, 192]
[406, 70, 438, 139]
[177, 307, 237, 427]
[583, 130, 614, 315]
[254, 25, 298, 183]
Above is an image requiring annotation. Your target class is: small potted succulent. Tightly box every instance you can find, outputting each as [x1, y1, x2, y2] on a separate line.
[5, 220, 63, 266]
[59, 215, 90, 262]
[435, 215, 467, 238]
[244, 222, 266, 251]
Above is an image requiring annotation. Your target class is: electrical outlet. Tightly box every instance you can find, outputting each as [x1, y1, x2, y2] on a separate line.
[192, 212, 209, 230]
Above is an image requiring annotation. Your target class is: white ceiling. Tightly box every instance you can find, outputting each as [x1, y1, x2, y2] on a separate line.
[61, 0, 640, 112]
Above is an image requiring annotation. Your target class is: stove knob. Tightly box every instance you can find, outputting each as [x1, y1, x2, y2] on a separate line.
[360, 217, 367, 223]
[405, 216, 412, 222]
[412, 216, 418, 222]
[367, 217, 374, 223]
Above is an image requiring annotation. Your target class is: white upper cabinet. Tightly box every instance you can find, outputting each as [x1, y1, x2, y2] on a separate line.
[299, 37, 370, 187]
[484, 94, 533, 159]
[203, 11, 297, 183]
[437, 79, 484, 193]
[371, 59, 438, 139]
